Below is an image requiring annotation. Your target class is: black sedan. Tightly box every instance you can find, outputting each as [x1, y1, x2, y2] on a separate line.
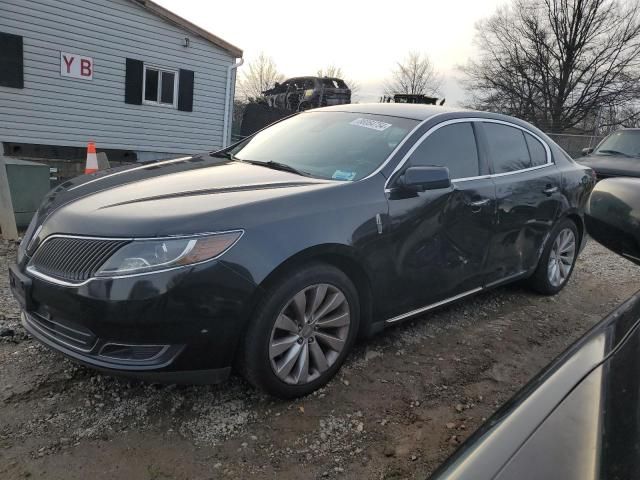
[9, 104, 595, 398]
[579, 128, 640, 179]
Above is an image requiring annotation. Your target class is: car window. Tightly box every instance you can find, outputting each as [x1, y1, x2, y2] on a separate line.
[230, 112, 419, 181]
[484, 123, 532, 173]
[525, 133, 548, 167]
[407, 122, 479, 179]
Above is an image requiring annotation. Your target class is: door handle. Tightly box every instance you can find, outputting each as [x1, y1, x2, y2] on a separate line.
[467, 198, 491, 212]
[468, 198, 491, 207]
[543, 185, 559, 195]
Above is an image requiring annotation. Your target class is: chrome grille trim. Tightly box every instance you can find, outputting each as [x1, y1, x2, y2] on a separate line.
[29, 237, 130, 283]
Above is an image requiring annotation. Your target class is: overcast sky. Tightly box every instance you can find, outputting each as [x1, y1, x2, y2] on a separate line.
[154, 0, 508, 106]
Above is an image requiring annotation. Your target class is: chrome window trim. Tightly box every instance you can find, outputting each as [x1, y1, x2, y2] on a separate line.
[383, 117, 555, 191]
[26, 230, 244, 287]
[482, 119, 553, 175]
[361, 112, 449, 181]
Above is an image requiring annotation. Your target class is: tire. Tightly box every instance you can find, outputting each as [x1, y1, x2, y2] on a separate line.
[527, 218, 580, 295]
[239, 263, 360, 398]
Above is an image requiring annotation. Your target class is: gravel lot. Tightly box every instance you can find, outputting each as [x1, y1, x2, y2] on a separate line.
[1, 239, 639, 480]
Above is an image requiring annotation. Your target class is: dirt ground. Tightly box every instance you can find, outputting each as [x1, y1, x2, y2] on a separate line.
[1, 239, 639, 480]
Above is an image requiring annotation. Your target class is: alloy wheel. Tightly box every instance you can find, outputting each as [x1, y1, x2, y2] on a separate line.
[268, 283, 351, 385]
[548, 228, 576, 287]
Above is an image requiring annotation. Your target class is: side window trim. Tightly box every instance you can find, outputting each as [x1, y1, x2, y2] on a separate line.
[478, 120, 554, 178]
[384, 118, 483, 189]
[384, 117, 555, 191]
[523, 131, 548, 168]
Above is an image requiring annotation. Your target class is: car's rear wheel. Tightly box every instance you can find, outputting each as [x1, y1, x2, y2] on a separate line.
[240, 263, 359, 398]
[527, 218, 579, 295]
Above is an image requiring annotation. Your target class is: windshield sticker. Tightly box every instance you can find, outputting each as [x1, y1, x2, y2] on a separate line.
[349, 118, 392, 131]
[332, 170, 357, 181]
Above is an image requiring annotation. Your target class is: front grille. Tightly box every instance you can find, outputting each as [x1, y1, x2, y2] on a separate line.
[27, 312, 97, 352]
[30, 237, 130, 282]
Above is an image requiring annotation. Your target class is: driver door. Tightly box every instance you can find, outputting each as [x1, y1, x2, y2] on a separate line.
[383, 120, 496, 320]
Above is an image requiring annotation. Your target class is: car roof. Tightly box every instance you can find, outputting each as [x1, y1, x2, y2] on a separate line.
[315, 103, 474, 120]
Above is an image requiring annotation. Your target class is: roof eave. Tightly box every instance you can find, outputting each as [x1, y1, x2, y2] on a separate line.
[132, 0, 243, 58]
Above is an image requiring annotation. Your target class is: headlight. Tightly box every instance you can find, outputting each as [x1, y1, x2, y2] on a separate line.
[95, 231, 243, 277]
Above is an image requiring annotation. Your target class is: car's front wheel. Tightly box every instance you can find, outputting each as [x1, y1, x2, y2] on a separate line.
[527, 218, 579, 295]
[240, 263, 360, 398]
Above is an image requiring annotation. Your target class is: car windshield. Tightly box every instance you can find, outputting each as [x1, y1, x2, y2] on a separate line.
[229, 111, 419, 181]
[594, 130, 640, 157]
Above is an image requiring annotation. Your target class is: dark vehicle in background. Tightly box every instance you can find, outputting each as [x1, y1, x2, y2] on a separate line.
[263, 76, 351, 111]
[9, 104, 594, 398]
[579, 128, 640, 179]
[381, 93, 445, 105]
[430, 177, 640, 480]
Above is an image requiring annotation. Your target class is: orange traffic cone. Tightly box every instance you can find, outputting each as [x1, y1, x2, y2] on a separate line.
[85, 141, 99, 174]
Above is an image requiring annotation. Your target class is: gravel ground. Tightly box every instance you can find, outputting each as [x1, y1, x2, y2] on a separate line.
[1, 239, 639, 480]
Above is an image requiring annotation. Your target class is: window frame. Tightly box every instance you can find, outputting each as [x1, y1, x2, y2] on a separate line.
[384, 118, 554, 191]
[524, 131, 548, 168]
[405, 121, 482, 180]
[482, 122, 536, 175]
[142, 64, 179, 109]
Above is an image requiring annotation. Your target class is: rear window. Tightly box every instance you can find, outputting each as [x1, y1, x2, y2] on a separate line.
[484, 123, 532, 173]
[322, 78, 348, 89]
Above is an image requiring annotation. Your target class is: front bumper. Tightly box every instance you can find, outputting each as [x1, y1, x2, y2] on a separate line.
[11, 259, 259, 384]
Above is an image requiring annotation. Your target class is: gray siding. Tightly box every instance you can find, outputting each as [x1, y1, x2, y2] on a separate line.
[0, 0, 236, 155]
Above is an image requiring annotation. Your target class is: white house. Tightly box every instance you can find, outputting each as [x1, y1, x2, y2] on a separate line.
[0, 0, 243, 175]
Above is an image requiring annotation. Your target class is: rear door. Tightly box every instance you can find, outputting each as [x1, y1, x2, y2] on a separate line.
[384, 120, 497, 320]
[478, 121, 563, 284]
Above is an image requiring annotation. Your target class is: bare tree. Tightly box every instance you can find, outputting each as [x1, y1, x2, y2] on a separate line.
[596, 103, 640, 132]
[316, 65, 344, 78]
[462, 0, 640, 133]
[384, 52, 442, 96]
[316, 65, 361, 99]
[238, 52, 285, 101]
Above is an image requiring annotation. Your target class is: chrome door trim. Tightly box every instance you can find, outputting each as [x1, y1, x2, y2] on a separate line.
[385, 287, 483, 324]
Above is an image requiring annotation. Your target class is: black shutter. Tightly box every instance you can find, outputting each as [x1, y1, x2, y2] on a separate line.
[0, 32, 23, 89]
[124, 58, 143, 105]
[178, 69, 194, 111]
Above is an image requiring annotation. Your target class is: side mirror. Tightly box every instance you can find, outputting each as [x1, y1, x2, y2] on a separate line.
[399, 166, 451, 191]
[586, 178, 640, 265]
[582, 147, 594, 156]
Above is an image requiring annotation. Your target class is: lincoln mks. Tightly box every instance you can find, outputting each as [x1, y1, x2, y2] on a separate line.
[9, 104, 595, 398]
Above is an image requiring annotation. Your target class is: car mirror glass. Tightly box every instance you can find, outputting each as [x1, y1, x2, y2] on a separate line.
[398, 166, 451, 191]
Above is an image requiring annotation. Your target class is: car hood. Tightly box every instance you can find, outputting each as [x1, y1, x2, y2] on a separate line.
[31, 155, 338, 241]
[578, 154, 640, 177]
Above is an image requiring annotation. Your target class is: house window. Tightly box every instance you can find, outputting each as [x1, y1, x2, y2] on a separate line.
[143, 65, 178, 107]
